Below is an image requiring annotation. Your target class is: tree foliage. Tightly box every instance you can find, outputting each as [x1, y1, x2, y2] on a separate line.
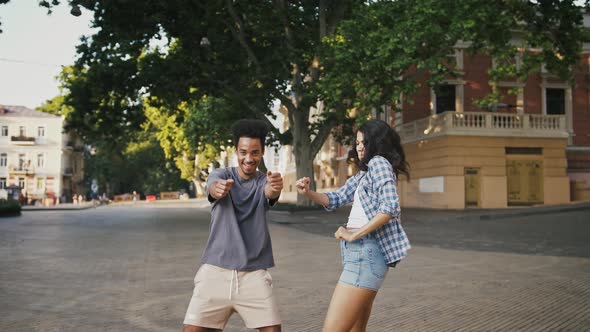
[321, 0, 589, 114]
[36, 68, 186, 197]
[7, 0, 589, 204]
[82, 128, 187, 197]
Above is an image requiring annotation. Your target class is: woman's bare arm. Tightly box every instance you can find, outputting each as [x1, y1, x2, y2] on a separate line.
[295, 176, 330, 206]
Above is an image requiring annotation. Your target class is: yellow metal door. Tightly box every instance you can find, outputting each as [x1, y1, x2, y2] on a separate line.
[465, 168, 480, 208]
[507, 160, 522, 203]
[526, 160, 543, 203]
[506, 159, 543, 205]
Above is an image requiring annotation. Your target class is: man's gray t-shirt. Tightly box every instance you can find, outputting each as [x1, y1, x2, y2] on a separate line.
[201, 167, 275, 271]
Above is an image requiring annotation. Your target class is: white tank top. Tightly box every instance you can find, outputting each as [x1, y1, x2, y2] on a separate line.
[346, 187, 370, 229]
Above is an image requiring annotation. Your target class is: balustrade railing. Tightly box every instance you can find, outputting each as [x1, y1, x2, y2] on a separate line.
[396, 111, 567, 143]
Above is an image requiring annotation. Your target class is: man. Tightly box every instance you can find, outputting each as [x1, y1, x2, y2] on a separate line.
[183, 119, 283, 332]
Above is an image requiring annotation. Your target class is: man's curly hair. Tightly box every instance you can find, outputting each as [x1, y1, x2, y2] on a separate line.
[231, 119, 269, 148]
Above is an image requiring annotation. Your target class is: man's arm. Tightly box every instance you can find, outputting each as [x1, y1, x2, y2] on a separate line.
[208, 179, 235, 202]
[265, 171, 283, 201]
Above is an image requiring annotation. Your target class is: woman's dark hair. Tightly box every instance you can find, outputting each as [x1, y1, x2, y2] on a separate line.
[231, 119, 269, 148]
[350, 119, 410, 179]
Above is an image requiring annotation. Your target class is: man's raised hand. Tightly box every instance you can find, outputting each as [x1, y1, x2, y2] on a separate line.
[211, 179, 234, 200]
[267, 171, 283, 193]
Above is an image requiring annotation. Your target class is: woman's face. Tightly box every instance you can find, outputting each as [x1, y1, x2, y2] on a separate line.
[356, 131, 365, 161]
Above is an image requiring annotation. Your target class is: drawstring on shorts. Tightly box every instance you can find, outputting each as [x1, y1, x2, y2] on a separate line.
[229, 270, 239, 300]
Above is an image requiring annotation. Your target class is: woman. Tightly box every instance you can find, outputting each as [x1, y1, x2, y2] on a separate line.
[296, 119, 411, 332]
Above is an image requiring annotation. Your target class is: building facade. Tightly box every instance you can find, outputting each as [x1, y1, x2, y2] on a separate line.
[0, 105, 84, 203]
[391, 45, 590, 208]
[276, 45, 590, 208]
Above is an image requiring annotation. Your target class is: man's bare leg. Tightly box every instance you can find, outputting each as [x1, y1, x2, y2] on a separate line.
[259, 324, 281, 332]
[183, 324, 221, 332]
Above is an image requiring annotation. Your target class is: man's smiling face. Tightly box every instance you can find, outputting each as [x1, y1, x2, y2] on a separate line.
[235, 137, 263, 179]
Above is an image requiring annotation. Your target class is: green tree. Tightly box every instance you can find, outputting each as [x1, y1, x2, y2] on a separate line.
[321, 0, 589, 116]
[37, 67, 77, 116]
[10, 0, 589, 205]
[84, 129, 187, 198]
[36, 67, 186, 197]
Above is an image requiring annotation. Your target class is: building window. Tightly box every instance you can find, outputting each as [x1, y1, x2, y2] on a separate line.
[18, 154, 26, 170]
[1, 126, 7, 137]
[546, 88, 565, 115]
[37, 153, 45, 168]
[37, 126, 45, 137]
[36, 178, 45, 191]
[435, 85, 456, 114]
[0, 153, 6, 167]
[19, 126, 26, 137]
[18, 177, 25, 189]
[0, 177, 6, 189]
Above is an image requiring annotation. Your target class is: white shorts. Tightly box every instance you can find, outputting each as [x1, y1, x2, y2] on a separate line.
[183, 264, 281, 330]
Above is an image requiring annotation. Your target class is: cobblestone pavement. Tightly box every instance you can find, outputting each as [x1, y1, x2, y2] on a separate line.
[1, 203, 589, 331]
[274, 202, 590, 258]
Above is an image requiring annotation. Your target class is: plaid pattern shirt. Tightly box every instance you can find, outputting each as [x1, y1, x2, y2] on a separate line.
[326, 156, 411, 265]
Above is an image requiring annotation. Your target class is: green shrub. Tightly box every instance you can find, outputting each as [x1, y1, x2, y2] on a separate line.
[0, 199, 22, 216]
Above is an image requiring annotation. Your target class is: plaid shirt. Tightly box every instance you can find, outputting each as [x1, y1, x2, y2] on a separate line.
[326, 155, 411, 265]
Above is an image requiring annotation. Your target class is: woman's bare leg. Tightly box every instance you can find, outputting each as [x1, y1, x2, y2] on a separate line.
[322, 282, 377, 332]
[350, 298, 374, 332]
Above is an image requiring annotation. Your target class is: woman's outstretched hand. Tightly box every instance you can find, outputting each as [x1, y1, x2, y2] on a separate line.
[295, 177, 311, 195]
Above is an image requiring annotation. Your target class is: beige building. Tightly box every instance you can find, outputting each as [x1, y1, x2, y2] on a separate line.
[276, 46, 587, 208]
[395, 112, 569, 209]
[278, 109, 570, 209]
[0, 105, 84, 203]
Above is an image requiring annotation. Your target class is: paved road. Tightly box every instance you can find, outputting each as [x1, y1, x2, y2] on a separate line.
[273, 205, 590, 258]
[1, 203, 589, 331]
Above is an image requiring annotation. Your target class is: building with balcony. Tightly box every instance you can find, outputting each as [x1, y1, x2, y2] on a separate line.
[385, 42, 590, 209]
[0, 105, 85, 203]
[276, 44, 590, 208]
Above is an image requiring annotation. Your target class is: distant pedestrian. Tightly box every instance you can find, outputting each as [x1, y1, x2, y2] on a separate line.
[296, 119, 411, 331]
[91, 192, 99, 207]
[132, 191, 138, 204]
[183, 119, 283, 332]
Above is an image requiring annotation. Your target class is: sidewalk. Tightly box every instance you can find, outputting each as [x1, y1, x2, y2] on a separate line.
[21, 202, 95, 211]
[271, 200, 590, 225]
[404, 200, 590, 222]
[20, 195, 590, 218]
[21, 198, 211, 211]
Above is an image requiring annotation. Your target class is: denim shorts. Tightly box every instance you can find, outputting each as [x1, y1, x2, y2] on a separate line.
[339, 233, 389, 291]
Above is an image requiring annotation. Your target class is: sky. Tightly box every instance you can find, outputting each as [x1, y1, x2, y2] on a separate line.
[0, 1, 95, 109]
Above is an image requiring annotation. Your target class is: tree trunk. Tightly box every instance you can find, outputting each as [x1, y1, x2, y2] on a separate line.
[193, 155, 205, 198]
[292, 107, 315, 206]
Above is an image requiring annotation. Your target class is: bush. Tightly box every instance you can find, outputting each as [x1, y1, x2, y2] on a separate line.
[0, 199, 22, 217]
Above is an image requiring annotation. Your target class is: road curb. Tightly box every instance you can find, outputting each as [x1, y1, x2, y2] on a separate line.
[461, 202, 590, 221]
[22, 205, 95, 212]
